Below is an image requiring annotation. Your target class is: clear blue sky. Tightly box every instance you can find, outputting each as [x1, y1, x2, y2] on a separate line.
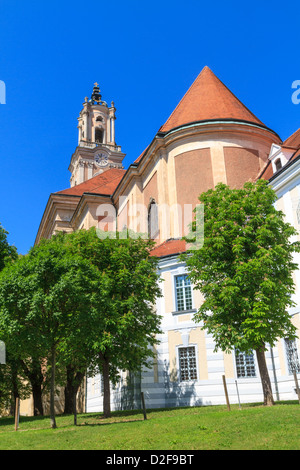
[0, 0, 299, 254]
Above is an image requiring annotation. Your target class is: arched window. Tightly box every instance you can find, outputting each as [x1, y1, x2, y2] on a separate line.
[148, 199, 159, 239]
[274, 158, 282, 172]
[95, 128, 103, 143]
[96, 115, 103, 122]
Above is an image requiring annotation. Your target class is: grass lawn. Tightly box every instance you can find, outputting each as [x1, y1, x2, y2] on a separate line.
[0, 402, 299, 450]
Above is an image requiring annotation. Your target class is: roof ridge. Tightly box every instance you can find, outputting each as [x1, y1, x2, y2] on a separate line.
[209, 69, 265, 127]
[159, 67, 209, 132]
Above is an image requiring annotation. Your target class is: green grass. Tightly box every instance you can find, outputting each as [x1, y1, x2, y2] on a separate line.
[0, 402, 299, 450]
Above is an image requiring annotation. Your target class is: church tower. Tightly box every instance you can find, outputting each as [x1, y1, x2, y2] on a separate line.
[69, 83, 125, 187]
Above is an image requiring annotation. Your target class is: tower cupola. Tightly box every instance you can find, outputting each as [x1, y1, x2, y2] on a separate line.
[69, 83, 125, 187]
[90, 82, 102, 104]
[77, 83, 117, 146]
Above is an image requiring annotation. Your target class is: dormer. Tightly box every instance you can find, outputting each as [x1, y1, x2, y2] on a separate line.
[268, 143, 290, 174]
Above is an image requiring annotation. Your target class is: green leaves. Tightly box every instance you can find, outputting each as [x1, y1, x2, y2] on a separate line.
[183, 180, 300, 353]
[0, 227, 163, 419]
[0, 223, 18, 272]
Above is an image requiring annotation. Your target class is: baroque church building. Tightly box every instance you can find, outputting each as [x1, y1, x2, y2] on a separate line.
[35, 67, 300, 412]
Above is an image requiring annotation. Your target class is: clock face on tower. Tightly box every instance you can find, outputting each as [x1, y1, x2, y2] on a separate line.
[94, 153, 108, 167]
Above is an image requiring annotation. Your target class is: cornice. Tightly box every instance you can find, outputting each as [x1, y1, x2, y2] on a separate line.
[112, 119, 281, 205]
[269, 155, 300, 198]
[35, 193, 80, 245]
[157, 118, 281, 141]
[68, 143, 126, 172]
[70, 192, 114, 229]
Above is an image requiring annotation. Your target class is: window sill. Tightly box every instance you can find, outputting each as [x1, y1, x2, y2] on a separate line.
[178, 379, 199, 384]
[172, 309, 197, 316]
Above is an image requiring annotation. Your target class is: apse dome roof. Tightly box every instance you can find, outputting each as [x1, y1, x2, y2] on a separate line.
[159, 66, 272, 134]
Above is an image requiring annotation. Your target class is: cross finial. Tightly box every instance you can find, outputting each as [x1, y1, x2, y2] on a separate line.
[91, 82, 102, 104]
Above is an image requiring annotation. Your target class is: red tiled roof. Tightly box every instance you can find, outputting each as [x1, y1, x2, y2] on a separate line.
[56, 168, 126, 196]
[150, 238, 187, 258]
[291, 148, 300, 161]
[159, 66, 267, 133]
[257, 161, 274, 181]
[134, 147, 149, 164]
[283, 128, 300, 163]
[259, 127, 300, 182]
[282, 127, 300, 149]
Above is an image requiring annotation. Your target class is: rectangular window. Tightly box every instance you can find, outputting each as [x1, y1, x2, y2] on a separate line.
[179, 346, 197, 381]
[235, 350, 256, 378]
[175, 275, 193, 311]
[285, 339, 300, 374]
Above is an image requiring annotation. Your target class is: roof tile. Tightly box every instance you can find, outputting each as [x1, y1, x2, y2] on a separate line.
[159, 66, 267, 133]
[150, 238, 187, 257]
[282, 127, 300, 149]
[56, 168, 126, 197]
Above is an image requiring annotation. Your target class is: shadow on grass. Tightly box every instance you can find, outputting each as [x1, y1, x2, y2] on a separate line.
[78, 418, 144, 428]
[1, 400, 298, 431]
[0, 414, 47, 427]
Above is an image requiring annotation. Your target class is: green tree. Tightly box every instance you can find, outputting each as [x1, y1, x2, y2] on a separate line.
[65, 228, 163, 418]
[183, 180, 300, 406]
[0, 237, 103, 427]
[0, 227, 163, 425]
[0, 222, 19, 414]
[0, 223, 17, 271]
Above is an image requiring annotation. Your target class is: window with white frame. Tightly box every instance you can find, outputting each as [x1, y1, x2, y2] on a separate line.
[175, 274, 193, 311]
[178, 346, 198, 381]
[235, 350, 256, 378]
[285, 338, 300, 374]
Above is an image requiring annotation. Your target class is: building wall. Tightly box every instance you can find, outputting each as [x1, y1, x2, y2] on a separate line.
[86, 251, 300, 412]
[114, 124, 277, 244]
[86, 129, 300, 413]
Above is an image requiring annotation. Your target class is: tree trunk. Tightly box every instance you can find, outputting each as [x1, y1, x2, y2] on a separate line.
[32, 383, 44, 416]
[20, 359, 44, 416]
[64, 385, 74, 415]
[100, 353, 111, 418]
[64, 366, 76, 415]
[64, 366, 85, 424]
[11, 363, 20, 417]
[255, 346, 274, 406]
[31, 361, 44, 416]
[50, 345, 57, 429]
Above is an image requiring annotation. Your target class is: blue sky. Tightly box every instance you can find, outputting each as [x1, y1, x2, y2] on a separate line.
[0, 0, 299, 254]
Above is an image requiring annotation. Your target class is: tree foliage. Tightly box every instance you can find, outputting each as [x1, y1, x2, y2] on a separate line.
[0, 228, 162, 423]
[0, 222, 18, 413]
[0, 223, 17, 272]
[63, 228, 162, 417]
[0, 237, 101, 427]
[183, 180, 300, 405]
